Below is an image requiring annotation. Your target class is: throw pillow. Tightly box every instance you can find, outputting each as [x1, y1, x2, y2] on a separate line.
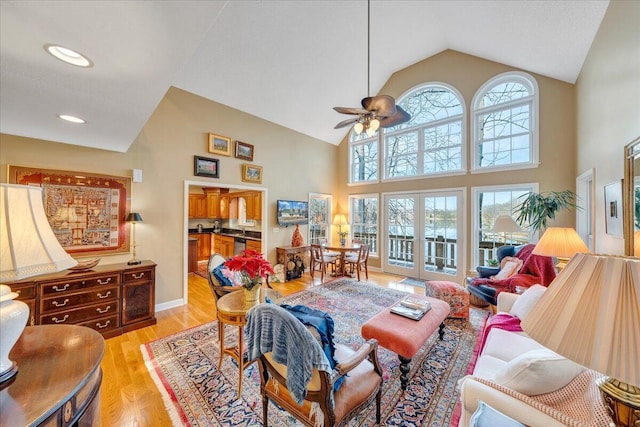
[509, 284, 546, 321]
[491, 256, 524, 280]
[280, 304, 344, 391]
[212, 264, 234, 287]
[494, 348, 585, 395]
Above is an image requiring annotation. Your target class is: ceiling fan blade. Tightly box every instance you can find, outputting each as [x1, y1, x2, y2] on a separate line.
[379, 105, 411, 128]
[361, 95, 397, 116]
[333, 106, 369, 115]
[334, 118, 358, 129]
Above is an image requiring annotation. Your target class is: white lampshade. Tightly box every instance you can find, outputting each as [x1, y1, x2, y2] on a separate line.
[0, 183, 77, 283]
[532, 227, 589, 259]
[489, 215, 523, 233]
[522, 253, 640, 387]
[332, 214, 348, 226]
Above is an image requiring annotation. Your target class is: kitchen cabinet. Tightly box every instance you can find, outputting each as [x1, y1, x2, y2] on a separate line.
[206, 192, 219, 217]
[214, 235, 234, 258]
[246, 239, 262, 253]
[188, 238, 198, 273]
[219, 195, 229, 219]
[245, 192, 262, 220]
[188, 194, 207, 218]
[189, 233, 211, 261]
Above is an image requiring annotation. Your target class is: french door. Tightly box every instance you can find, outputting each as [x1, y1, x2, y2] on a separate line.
[383, 190, 465, 284]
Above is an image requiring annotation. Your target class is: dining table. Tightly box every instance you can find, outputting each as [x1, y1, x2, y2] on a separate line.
[323, 244, 361, 277]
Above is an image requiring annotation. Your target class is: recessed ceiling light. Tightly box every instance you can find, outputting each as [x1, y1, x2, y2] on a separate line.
[44, 44, 93, 68]
[58, 114, 86, 124]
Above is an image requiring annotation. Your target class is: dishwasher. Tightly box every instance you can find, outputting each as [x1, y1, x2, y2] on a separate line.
[233, 237, 246, 255]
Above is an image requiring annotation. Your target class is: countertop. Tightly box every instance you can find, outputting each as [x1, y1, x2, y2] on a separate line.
[188, 228, 261, 241]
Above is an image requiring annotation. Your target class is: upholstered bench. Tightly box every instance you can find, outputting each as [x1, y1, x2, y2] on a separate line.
[361, 295, 450, 390]
[424, 280, 470, 320]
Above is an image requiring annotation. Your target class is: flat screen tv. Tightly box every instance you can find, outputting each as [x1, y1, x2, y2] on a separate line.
[276, 200, 309, 226]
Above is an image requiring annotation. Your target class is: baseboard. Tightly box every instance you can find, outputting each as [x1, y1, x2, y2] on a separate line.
[156, 298, 185, 312]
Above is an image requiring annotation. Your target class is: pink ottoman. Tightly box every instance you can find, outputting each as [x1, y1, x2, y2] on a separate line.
[424, 281, 470, 320]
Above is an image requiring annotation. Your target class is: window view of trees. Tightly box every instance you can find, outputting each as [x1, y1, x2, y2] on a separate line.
[350, 133, 377, 183]
[309, 194, 331, 245]
[350, 195, 378, 255]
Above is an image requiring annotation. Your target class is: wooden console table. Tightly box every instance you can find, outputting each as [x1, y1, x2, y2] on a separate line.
[0, 325, 104, 427]
[7, 260, 157, 338]
[276, 245, 310, 281]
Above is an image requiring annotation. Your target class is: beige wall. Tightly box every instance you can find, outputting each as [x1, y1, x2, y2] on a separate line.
[576, 0, 640, 255]
[1, 87, 338, 306]
[337, 50, 577, 269]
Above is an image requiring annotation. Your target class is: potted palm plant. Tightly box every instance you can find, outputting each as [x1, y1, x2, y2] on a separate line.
[513, 190, 579, 233]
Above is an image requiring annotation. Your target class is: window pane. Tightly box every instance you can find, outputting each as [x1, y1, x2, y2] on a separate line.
[423, 121, 462, 174]
[350, 196, 378, 255]
[309, 195, 331, 245]
[479, 82, 530, 108]
[351, 140, 378, 182]
[386, 132, 419, 178]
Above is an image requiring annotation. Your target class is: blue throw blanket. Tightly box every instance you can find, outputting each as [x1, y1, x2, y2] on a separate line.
[246, 304, 332, 405]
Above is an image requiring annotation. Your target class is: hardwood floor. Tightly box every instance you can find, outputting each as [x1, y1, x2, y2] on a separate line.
[99, 269, 422, 426]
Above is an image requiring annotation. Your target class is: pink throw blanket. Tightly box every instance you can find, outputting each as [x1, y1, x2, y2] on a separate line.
[478, 313, 523, 353]
[471, 244, 556, 296]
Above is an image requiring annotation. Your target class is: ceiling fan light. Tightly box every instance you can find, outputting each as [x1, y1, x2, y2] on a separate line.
[370, 118, 380, 132]
[354, 122, 364, 135]
[366, 126, 376, 137]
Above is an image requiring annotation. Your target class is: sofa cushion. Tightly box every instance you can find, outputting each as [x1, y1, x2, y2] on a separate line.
[494, 348, 585, 395]
[481, 328, 546, 363]
[510, 284, 546, 321]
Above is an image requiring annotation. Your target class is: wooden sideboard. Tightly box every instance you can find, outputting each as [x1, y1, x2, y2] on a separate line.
[276, 245, 309, 281]
[0, 325, 104, 427]
[7, 260, 156, 339]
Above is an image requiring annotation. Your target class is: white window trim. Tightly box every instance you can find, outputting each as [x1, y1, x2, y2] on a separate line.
[348, 193, 379, 257]
[381, 81, 467, 182]
[470, 182, 539, 268]
[308, 192, 333, 245]
[471, 71, 539, 173]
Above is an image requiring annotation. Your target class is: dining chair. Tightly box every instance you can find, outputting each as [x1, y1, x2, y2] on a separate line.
[345, 244, 370, 281]
[310, 244, 338, 282]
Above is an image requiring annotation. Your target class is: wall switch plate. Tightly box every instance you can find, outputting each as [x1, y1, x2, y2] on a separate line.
[133, 169, 143, 183]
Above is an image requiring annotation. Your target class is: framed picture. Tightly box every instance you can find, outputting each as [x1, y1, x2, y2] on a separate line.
[208, 133, 231, 156]
[604, 180, 623, 236]
[8, 165, 131, 257]
[235, 140, 254, 161]
[194, 156, 220, 178]
[242, 163, 262, 183]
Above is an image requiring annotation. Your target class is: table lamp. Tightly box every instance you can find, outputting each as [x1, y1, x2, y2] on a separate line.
[532, 227, 589, 270]
[489, 215, 523, 244]
[332, 214, 349, 247]
[0, 183, 78, 383]
[522, 253, 640, 427]
[126, 212, 143, 265]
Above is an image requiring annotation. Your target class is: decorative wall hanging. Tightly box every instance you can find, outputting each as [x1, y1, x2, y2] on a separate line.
[208, 133, 231, 156]
[8, 165, 131, 257]
[194, 156, 220, 178]
[242, 164, 262, 183]
[235, 140, 254, 161]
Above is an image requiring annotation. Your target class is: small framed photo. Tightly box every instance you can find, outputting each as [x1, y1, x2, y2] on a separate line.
[235, 140, 254, 161]
[194, 156, 219, 178]
[208, 133, 231, 156]
[604, 180, 623, 236]
[242, 163, 262, 183]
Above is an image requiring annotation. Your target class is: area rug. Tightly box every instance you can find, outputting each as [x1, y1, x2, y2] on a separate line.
[141, 279, 488, 426]
[399, 277, 426, 288]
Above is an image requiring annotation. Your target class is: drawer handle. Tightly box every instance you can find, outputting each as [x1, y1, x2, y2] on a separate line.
[52, 298, 69, 307]
[97, 278, 112, 285]
[97, 291, 112, 299]
[96, 306, 111, 314]
[52, 315, 69, 323]
[96, 320, 111, 329]
[53, 284, 70, 292]
[132, 272, 145, 279]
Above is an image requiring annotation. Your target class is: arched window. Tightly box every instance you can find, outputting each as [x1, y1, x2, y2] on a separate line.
[472, 72, 539, 172]
[383, 83, 465, 180]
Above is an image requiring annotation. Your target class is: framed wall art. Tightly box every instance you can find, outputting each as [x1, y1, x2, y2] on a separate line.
[235, 140, 254, 161]
[242, 163, 262, 183]
[604, 180, 623, 237]
[194, 156, 219, 178]
[208, 133, 231, 156]
[8, 165, 132, 257]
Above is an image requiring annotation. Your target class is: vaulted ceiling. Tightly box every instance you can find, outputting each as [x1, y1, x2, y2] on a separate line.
[0, 1, 609, 152]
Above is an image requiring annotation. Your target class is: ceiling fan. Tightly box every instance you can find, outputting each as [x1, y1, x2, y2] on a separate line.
[333, 0, 411, 136]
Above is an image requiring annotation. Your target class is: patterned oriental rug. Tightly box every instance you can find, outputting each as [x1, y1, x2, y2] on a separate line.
[141, 279, 488, 427]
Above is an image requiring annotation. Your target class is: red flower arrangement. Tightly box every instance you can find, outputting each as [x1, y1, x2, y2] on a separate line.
[224, 249, 275, 290]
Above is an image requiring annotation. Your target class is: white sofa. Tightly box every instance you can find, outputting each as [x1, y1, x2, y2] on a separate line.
[458, 289, 610, 427]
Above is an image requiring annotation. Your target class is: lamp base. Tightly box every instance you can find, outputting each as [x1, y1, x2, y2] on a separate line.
[596, 376, 640, 427]
[127, 259, 142, 265]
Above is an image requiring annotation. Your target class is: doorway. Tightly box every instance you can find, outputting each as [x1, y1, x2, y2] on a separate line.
[382, 189, 465, 284]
